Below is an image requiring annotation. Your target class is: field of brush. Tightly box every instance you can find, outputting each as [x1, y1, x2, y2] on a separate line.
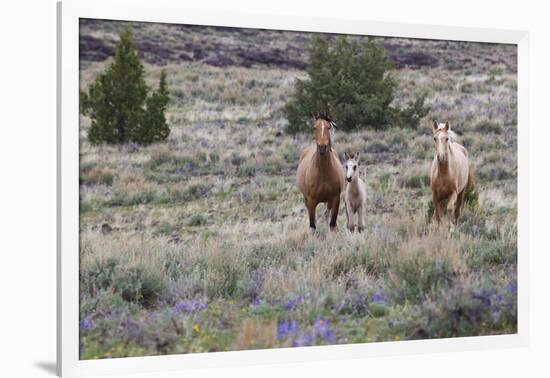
[78, 19, 518, 358]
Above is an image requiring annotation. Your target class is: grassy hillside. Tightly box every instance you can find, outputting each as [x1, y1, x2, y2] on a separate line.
[78, 19, 517, 358]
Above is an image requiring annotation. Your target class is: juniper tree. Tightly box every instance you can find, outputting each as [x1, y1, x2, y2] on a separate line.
[135, 69, 170, 144]
[80, 25, 171, 145]
[284, 36, 429, 133]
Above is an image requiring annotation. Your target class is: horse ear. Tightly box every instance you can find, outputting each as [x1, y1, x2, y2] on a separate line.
[432, 120, 439, 132]
[344, 152, 349, 160]
[356, 152, 360, 163]
[445, 121, 451, 131]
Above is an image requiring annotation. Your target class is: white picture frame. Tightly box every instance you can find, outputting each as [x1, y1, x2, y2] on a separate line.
[57, 0, 530, 376]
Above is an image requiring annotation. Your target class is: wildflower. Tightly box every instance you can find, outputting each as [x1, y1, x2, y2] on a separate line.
[506, 281, 518, 295]
[174, 299, 208, 315]
[312, 316, 336, 343]
[293, 332, 313, 347]
[284, 299, 297, 311]
[277, 320, 299, 340]
[277, 321, 290, 339]
[250, 297, 263, 307]
[193, 323, 200, 333]
[290, 320, 298, 335]
[371, 292, 388, 304]
[472, 289, 494, 307]
[80, 315, 94, 331]
[283, 295, 304, 311]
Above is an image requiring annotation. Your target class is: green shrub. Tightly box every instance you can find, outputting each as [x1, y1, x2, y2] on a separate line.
[462, 240, 517, 269]
[402, 174, 429, 189]
[80, 25, 170, 145]
[246, 243, 288, 271]
[188, 214, 207, 227]
[114, 266, 166, 308]
[477, 120, 502, 134]
[80, 165, 115, 186]
[390, 249, 455, 303]
[328, 250, 370, 279]
[413, 284, 517, 339]
[81, 257, 120, 296]
[205, 255, 243, 299]
[284, 36, 429, 133]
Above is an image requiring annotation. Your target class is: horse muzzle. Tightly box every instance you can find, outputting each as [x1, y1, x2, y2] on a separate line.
[346, 176, 352, 183]
[317, 144, 329, 155]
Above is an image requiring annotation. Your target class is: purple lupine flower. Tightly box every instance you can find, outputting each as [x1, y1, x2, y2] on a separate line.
[277, 320, 299, 340]
[312, 316, 336, 343]
[250, 269, 264, 285]
[250, 297, 263, 307]
[506, 281, 517, 295]
[371, 292, 388, 304]
[293, 332, 313, 347]
[283, 295, 304, 311]
[174, 299, 208, 315]
[80, 315, 94, 331]
[473, 289, 494, 307]
[277, 320, 290, 340]
[290, 320, 298, 335]
[284, 299, 297, 311]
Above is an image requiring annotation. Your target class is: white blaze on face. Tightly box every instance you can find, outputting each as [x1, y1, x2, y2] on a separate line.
[436, 132, 446, 158]
[345, 160, 357, 180]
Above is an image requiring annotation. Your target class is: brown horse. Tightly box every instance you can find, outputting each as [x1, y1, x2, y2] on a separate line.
[296, 114, 344, 231]
[430, 120, 472, 231]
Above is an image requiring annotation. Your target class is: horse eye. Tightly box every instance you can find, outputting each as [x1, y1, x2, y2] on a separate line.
[434, 137, 436, 141]
[353, 166, 357, 171]
[446, 137, 449, 141]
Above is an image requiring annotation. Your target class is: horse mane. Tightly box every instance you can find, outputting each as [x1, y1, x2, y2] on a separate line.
[435, 123, 458, 143]
[313, 112, 336, 147]
[448, 130, 458, 142]
[313, 112, 336, 126]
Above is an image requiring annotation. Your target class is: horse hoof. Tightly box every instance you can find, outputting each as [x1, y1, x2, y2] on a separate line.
[357, 227, 364, 233]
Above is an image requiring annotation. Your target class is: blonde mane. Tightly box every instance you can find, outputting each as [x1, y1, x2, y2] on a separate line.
[435, 122, 458, 142]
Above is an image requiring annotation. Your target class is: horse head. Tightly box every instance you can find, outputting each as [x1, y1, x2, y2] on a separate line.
[313, 112, 335, 156]
[432, 120, 452, 164]
[343, 152, 360, 183]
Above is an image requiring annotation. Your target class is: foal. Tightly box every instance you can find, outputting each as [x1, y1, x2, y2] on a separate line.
[343, 152, 367, 232]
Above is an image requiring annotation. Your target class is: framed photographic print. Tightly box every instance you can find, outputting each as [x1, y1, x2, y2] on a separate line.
[57, 0, 529, 376]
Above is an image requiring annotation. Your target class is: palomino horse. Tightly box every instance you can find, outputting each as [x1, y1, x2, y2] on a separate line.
[430, 120, 472, 231]
[296, 114, 344, 231]
[343, 152, 367, 232]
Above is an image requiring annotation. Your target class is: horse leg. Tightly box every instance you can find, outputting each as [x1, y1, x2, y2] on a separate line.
[324, 202, 331, 224]
[447, 191, 458, 232]
[345, 197, 354, 232]
[357, 204, 365, 233]
[328, 196, 340, 232]
[433, 193, 441, 226]
[305, 197, 317, 230]
[454, 190, 465, 225]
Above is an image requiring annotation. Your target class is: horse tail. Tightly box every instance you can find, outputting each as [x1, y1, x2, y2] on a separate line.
[466, 166, 475, 194]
